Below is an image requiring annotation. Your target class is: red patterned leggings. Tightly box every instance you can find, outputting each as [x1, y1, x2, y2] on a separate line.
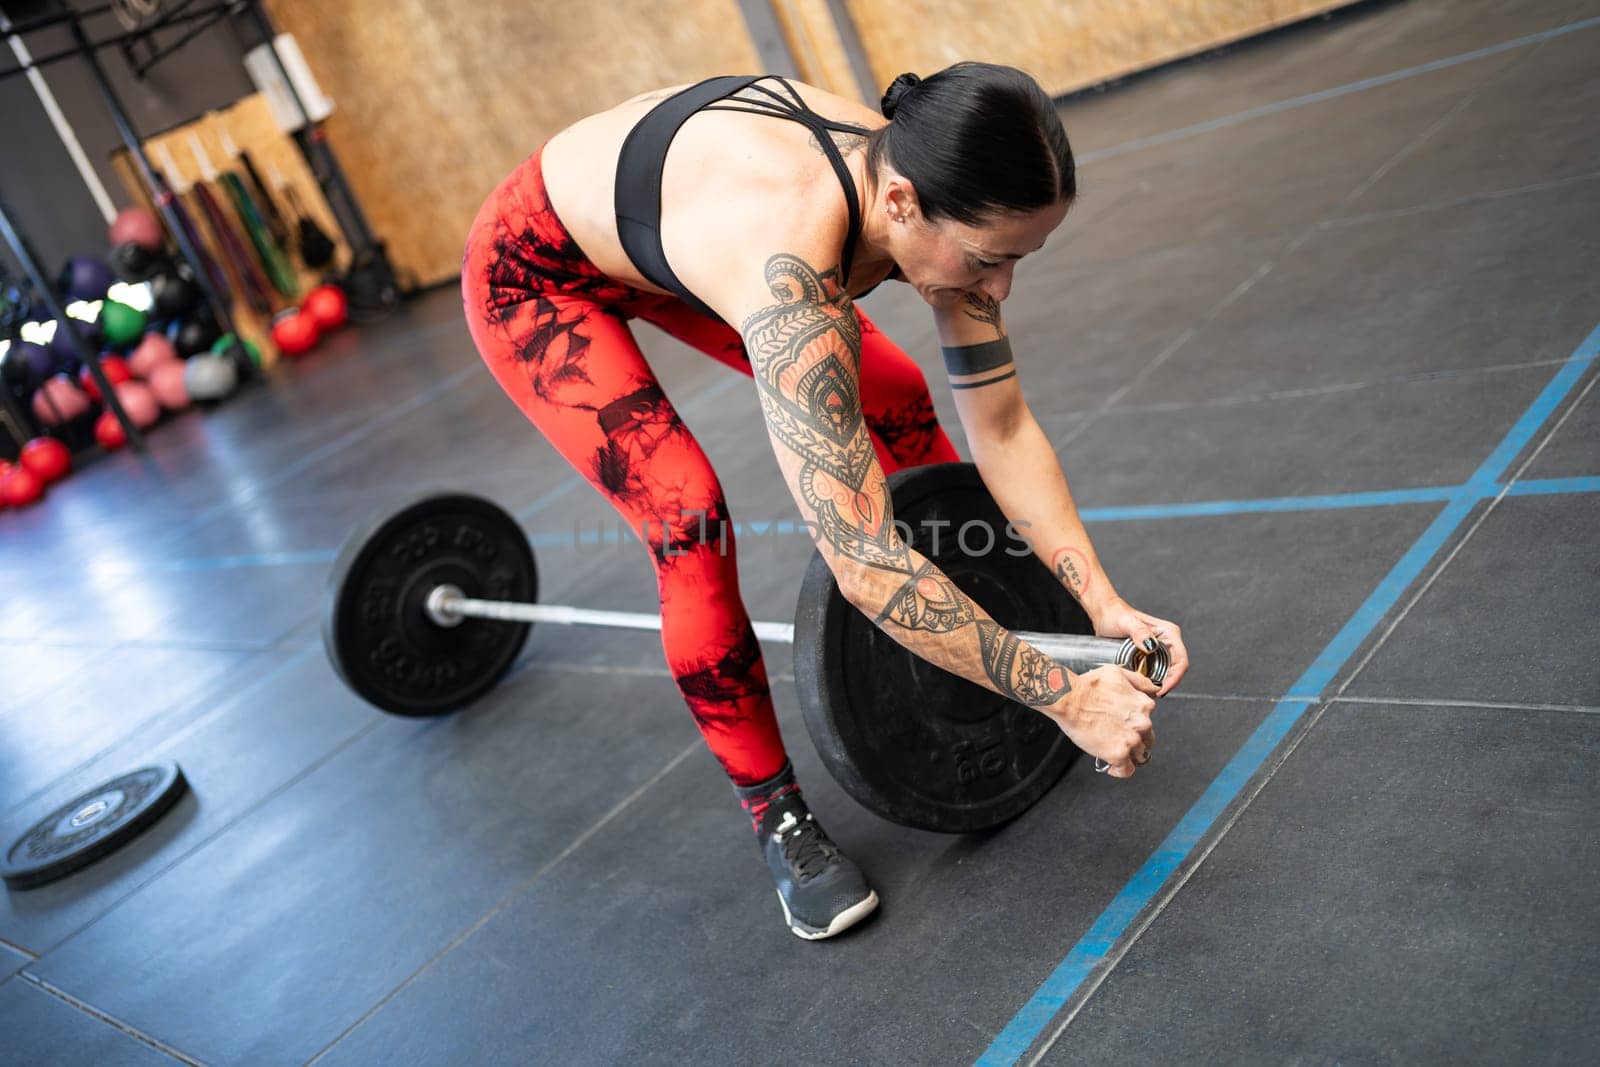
[461, 146, 961, 786]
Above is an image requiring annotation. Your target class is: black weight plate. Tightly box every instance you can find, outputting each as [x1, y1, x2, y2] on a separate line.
[324, 493, 537, 716]
[794, 462, 1092, 833]
[3, 762, 188, 890]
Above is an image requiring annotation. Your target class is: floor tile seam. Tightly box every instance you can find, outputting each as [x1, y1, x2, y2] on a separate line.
[0, 652, 284, 825]
[1109, 257, 1280, 409]
[26, 692, 380, 957]
[301, 738, 703, 1066]
[979, 332, 1600, 1065]
[0, 935, 39, 959]
[1082, 43, 1545, 432]
[1020, 694, 1341, 1067]
[229, 461, 575, 503]
[1334, 36, 1534, 213]
[264, 612, 319, 650]
[1319, 169, 1600, 231]
[1071, 90, 1400, 435]
[164, 363, 482, 535]
[1012, 199, 1309, 278]
[1073, 14, 1600, 166]
[15, 971, 204, 1066]
[0, 648, 302, 824]
[1034, 356, 1574, 420]
[1330, 696, 1600, 715]
[0, 636, 277, 653]
[1330, 363, 1600, 700]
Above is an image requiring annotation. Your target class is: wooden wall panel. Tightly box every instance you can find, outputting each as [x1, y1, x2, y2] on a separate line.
[842, 0, 1361, 98]
[262, 0, 763, 288]
[770, 0, 866, 101]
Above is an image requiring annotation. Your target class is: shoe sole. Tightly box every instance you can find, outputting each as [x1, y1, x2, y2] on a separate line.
[777, 889, 880, 940]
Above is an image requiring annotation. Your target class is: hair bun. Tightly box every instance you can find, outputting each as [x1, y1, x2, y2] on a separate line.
[881, 72, 922, 119]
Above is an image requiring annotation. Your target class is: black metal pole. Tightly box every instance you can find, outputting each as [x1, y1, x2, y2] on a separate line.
[0, 2, 242, 84]
[0, 194, 145, 451]
[130, 8, 231, 79]
[240, 0, 376, 251]
[0, 2, 115, 38]
[65, 14, 247, 369]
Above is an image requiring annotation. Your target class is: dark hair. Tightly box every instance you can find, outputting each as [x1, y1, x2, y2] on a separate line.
[869, 62, 1075, 225]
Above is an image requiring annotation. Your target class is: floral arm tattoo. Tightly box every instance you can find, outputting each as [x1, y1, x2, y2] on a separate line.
[742, 252, 1069, 706]
[961, 292, 1004, 332]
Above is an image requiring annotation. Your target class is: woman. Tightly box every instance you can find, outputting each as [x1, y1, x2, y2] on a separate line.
[463, 63, 1189, 940]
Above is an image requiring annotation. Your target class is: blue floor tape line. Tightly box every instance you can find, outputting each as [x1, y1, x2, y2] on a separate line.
[1079, 484, 1457, 521]
[103, 474, 1598, 574]
[975, 331, 1599, 1066]
[1504, 475, 1600, 497]
[530, 477, 1595, 549]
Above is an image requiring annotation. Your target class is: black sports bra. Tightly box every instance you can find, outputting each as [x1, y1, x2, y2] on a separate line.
[615, 75, 890, 323]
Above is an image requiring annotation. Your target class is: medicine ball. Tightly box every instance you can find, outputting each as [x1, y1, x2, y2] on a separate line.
[150, 269, 200, 320]
[4, 341, 52, 389]
[271, 309, 320, 357]
[49, 319, 103, 364]
[147, 359, 190, 411]
[99, 301, 148, 348]
[183, 354, 237, 402]
[109, 241, 160, 284]
[172, 317, 220, 357]
[303, 284, 349, 331]
[109, 207, 164, 251]
[128, 333, 179, 377]
[20, 437, 70, 484]
[94, 409, 128, 451]
[59, 256, 114, 302]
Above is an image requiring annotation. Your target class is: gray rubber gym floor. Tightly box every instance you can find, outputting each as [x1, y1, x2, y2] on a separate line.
[3, 1, 1598, 1062]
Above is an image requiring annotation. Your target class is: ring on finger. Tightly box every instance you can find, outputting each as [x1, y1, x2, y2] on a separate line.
[1093, 758, 1111, 774]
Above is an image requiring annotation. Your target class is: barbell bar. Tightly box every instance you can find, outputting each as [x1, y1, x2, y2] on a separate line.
[421, 584, 1168, 685]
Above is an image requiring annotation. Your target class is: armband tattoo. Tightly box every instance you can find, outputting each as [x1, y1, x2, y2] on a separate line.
[941, 337, 1013, 376]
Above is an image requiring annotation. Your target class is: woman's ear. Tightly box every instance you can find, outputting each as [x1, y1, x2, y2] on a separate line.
[884, 178, 921, 223]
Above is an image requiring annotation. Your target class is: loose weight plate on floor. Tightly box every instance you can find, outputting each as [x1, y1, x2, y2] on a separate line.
[324, 493, 537, 716]
[3, 763, 188, 890]
[794, 463, 1091, 833]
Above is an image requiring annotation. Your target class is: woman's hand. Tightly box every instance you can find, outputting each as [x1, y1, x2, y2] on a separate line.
[1044, 666, 1158, 778]
[1089, 596, 1189, 697]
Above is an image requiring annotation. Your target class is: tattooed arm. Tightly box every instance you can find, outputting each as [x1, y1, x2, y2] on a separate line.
[935, 291, 1190, 695]
[731, 251, 1155, 770]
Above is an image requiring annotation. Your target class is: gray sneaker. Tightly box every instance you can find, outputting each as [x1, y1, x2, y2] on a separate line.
[758, 794, 879, 940]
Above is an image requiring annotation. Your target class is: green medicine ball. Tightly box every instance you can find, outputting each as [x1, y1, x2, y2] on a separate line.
[99, 301, 148, 348]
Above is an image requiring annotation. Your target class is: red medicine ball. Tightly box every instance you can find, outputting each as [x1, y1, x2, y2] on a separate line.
[20, 437, 71, 484]
[303, 284, 348, 332]
[79, 355, 133, 403]
[271, 308, 321, 357]
[94, 410, 128, 451]
[1, 466, 45, 507]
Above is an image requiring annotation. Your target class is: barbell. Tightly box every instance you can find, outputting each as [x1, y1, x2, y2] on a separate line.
[323, 463, 1167, 832]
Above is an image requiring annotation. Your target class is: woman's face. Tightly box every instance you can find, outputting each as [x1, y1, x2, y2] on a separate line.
[887, 187, 1070, 309]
